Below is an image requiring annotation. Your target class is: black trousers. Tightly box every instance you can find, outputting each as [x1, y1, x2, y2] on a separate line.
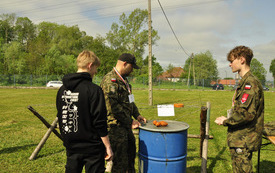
[65, 151, 105, 173]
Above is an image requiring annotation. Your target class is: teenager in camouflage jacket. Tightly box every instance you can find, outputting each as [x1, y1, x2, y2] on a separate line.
[224, 70, 264, 152]
[215, 46, 264, 173]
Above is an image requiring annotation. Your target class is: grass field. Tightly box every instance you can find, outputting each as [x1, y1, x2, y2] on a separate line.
[0, 87, 274, 173]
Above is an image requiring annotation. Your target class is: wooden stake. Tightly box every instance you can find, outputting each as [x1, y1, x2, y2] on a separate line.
[29, 117, 59, 160]
[28, 106, 62, 140]
[201, 102, 210, 173]
[200, 106, 207, 158]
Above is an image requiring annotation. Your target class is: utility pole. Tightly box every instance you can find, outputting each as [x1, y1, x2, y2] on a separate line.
[192, 53, 196, 86]
[187, 54, 193, 86]
[148, 0, 153, 106]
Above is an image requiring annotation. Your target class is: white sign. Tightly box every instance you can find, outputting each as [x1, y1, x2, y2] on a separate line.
[157, 104, 175, 117]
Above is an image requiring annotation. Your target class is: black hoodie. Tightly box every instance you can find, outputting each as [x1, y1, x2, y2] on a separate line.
[56, 72, 108, 154]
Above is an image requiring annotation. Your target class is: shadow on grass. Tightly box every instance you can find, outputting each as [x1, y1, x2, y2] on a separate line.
[36, 148, 65, 159]
[257, 160, 275, 172]
[207, 146, 227, 173]
[186, 166, 201, 172]
[0, 144, 37, 154]
[186, 147, 227, 172]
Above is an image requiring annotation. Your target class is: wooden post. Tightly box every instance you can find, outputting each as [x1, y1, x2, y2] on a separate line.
[201, 102, 210, 173]
[148, 0, 153, 106]
[200, 106, 207, 158]
[29, 117, 59, 160]
[28, 106, 62, 140]
[187, 55, 192, 86]
[192, 53, 196, 86]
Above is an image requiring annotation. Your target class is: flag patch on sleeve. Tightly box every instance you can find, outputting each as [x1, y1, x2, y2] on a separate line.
[245, 85, 251, 90]
[241, 93, 249, 104]
[111, 78, 116, 82]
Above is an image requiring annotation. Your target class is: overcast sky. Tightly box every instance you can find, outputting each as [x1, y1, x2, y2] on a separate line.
[1, 0, 274, 80]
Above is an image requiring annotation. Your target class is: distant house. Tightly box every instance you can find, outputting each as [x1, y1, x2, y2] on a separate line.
[211, 79, 236, 86]
[157, 67, 185, 82]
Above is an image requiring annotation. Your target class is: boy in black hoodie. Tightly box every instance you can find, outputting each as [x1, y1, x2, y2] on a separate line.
[56, 50, 113, 173]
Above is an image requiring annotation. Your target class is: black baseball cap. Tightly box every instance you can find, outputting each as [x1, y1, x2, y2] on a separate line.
[119, 53, 140, 69]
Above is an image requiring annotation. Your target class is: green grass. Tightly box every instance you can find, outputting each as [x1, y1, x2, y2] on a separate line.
[0, 88, 274, 172]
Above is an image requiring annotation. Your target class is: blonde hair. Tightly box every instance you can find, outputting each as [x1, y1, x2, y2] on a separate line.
[77, 50, 100, 69]
[227, 46, 253, 65]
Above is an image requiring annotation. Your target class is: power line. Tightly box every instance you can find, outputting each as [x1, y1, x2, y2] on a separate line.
[32, 1, 145, 22]
[157, 0, 190, 57]
[0, 0, 229, 27]
[163, 0, 230, 10]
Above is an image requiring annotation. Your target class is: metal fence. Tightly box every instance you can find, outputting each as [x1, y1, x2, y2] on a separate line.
[0, 74, 274, 90]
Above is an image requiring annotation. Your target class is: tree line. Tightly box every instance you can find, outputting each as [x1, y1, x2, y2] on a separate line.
[0, 9, 162, 79]
[1, 9, 272, 84]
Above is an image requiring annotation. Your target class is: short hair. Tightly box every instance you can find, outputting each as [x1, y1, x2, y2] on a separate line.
[227, 46, 253, 65]
[77, 50, 100, 69]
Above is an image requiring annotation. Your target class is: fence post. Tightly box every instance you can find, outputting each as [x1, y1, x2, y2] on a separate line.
[201, 102, 210, 173]
[200, 106, 207, 158]
[30, 74, 33, 86]
[13, 74, 16, 86]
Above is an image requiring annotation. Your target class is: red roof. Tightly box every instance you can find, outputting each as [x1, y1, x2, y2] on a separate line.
[158, 67, 185, 79]
[211, 79, 236, 85]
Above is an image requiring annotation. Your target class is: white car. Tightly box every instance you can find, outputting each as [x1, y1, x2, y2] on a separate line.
[46, 81, 63, 88]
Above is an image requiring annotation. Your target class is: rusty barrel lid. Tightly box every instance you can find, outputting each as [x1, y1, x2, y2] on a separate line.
[140, 120, 189, 133]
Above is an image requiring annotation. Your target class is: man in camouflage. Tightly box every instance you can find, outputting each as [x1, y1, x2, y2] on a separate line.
[215, 46, 264, 173]
[100, 53, 147, 173]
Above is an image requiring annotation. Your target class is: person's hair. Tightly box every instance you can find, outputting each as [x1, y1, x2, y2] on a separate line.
[77, 50, 100, 69]
[227, 46, 253, 65]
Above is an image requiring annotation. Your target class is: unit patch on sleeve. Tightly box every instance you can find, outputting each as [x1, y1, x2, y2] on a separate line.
[241, 93, 249, 104]
[244, 85, 251, 90]
[110, 85, 116, 93]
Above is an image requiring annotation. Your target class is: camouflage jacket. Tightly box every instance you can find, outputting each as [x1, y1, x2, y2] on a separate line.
[223, 71, 264, 151]
[100, 69, 140, 129]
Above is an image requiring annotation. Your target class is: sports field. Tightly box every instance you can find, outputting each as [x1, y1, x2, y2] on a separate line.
[0, 88, 274, 172]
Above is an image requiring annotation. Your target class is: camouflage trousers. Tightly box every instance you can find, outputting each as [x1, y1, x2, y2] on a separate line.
[230, 147, 253, 173]
[109, 126, 136, 173]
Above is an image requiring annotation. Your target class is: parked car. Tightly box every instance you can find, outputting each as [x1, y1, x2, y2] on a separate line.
[212, 84, 224, 90]
[262, 85, 269, 91]
[46, 81, 63, 88]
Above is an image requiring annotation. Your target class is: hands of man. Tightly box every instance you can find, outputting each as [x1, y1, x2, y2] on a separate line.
[137, 115, 147, 123]
[131, 120, 141, 129]
[215, 116, 227, 125]
[105, 146, 113, 161]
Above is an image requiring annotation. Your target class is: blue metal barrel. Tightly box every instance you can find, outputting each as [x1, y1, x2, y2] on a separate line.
[139, 120, 189, 173]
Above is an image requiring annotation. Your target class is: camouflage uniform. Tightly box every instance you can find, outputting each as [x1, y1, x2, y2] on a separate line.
[223, 71, 264, 173]
[100, 69, 140, 173]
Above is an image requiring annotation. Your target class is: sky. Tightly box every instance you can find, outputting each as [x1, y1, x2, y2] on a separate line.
[1, 0, 274, 80]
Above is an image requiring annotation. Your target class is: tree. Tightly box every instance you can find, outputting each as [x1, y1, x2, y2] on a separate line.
[165, 63, 175, 73]
[0, 13, 16, 43]
[54, 25, 84, 56]
[79, 34, 119, 76]
[3, 41, 27, 74]
[270, 59, 275, 81]
[106, 8, 160, 60]
[250, 58, 266, 84]
[142, 55, 163, 78]
[183, 51, 218, 85]
[14, 17, 36, 47]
